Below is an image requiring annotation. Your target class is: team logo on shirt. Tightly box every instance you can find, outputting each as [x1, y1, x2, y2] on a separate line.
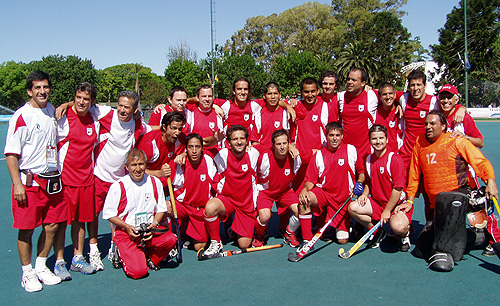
[168, 152, 173, 158]
[145, 193, 151, 202]
[127, 130, 133, 138]
[86, 127, 93, 136]
[209, 122, 215, 129]
[242, 164, 248, 172]
[244, 114, 250, 121]
[312, 115, 318, 122]
[338, 159, 344, 166]
[274, 121, 280, 128]
[200, 174, 206, 182]
[380, 167, 385, 174]
[420, 111, 427, 118]
[389, 121, 395, 128]
[35, 123, 41, 130]
[358, 105, 365, 112]
[284, 169, 290, 176]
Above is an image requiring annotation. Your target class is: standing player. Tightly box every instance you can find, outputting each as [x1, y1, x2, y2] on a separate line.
[102, 148, 177, 279]
[348, 124, 411, 251]
[54, 82, 99, 279]
[185, 85, 224, 158]
[298, 122, 365, 250]
[375, 82, 403, 153]
[254, 129, 302, 248]
[337, 68, 378, 159]
[318, 70, 340, 121]
[148, 86, 188, 126]
[202, 125, 260, 258]
[5, 71, 64, 292]
[170, 133, 219, 251]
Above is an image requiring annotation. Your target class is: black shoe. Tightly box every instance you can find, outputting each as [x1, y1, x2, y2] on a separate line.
[147, 259, 160, 271]
[112, 250, 122, 269]
[367, 229, 387, 249]
[482, 244, 496, 256]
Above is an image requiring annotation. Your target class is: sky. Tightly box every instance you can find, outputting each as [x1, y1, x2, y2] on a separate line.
[0, 0, 461, 75]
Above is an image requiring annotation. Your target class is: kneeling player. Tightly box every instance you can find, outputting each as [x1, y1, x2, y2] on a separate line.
[254, 129, 301, 248]
[171, 133, 218, 251]
[298, 122, 364, 251]
[348, 124, 412, 251]
[202, 125, 259, 258]
[102, 149, 176, 279]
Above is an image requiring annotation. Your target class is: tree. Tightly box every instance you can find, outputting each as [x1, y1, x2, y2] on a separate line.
[431, 0, 500, 106]
[0, 61, 28, 110]
[164, 59, 205, 96]
[27, 55, 99, 106]
[167, 40, 198, 65]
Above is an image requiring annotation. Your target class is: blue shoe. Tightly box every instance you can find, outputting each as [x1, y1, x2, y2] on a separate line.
[70, 256, 95, 275]
[54, 261, 72, 281]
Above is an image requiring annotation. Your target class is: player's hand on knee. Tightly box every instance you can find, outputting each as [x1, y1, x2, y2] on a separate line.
[380, 210, 391, 225]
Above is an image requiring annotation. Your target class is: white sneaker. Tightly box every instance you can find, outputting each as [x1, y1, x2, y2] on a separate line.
[21, 269, 42, 292]
[36, 267, 62, 285]
[107, 243, 116, 262]
[89, 252, 105, 271]
[202, 240, 223, 258]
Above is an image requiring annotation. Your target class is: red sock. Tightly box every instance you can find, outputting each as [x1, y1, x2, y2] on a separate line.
[255, 217, 267, 237]
[299, 214, 313, 241]
[204, 213, 221, 242]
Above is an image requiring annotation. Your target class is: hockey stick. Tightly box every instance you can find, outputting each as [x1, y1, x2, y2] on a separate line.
[288, 195, 354, 262]
[167, 176, 183, 263]
[338, 220, 381, 259]
[493, 197, 500, 217]
[197, 243, 283, 261]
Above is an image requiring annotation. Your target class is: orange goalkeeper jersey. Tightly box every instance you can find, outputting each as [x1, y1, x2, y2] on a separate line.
[406, 132, 495, 208]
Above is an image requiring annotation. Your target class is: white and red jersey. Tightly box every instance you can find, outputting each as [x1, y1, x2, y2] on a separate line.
[445, 105, 483, 140]
[4, 102, 58, 183]
[338, 90, 378, 159]
[294, 98, 330, 164]
[213, 147, 259, 211]
[365, 151, 405, 206]
[148, 106, 190, 133]
[102, 174, 167, 227]
[253, 107, 294, 150]
[136, 130, 185, 171]
[305, 143, 363, 200]
[170, 154, 219, 207]
[320, 93, 340, 122]
[375, 106, 403, 153]
[91, 105, 151, 183]
[57, 107, 99, 186]
[399, 93, 439, 161]
[185, 107, 223, 154]
[256, 149, 301, 196]
[215, 99, 261, 142]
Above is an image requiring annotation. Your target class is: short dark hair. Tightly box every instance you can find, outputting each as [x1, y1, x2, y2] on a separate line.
[196, 84, 212, 96]
[368, 124, 387, 138]
[186, 133, 203, 148]
[263, 82, 281, 94]
[300, 77, 318, 91]
[226, 124, 248, 140]
[427, 110, 447, 126]
[75, 82, 97, 102]
[169, 86, 188, 99]
[230, 77, 251, 101]
[271, 129, 289, 145]
[378, 82, 395, 93]
[125, 148, 147, 165]
[318, 70, 340, 88]
[118, 90, 140, 108]
[325, 121, 343, 134]
[161, 111, 186, 130]
[351, 68, 368, 83]
[26, 71, 51, 90]
[407, 70, 426, 85]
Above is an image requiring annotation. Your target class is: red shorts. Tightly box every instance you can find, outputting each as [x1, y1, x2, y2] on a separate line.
[65, 185, 95, 224]
[369, 198, 414, 223]
[256, 189, 298, 215]
[94, 175, 112, 214]
[176, 201, 208, 242]
[218, 195, 256, 239]
[12, 184, 67, 230]
[310, 187, 350, 232]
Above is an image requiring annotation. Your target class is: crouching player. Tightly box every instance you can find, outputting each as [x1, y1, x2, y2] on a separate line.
[102, 148, 176, 279]
[298, 122, 365, 252]
[254, 129, 301, 248]
[348, 124, 412, 251]
[202, 125, 260, 258]
[171, 133, 219, 251]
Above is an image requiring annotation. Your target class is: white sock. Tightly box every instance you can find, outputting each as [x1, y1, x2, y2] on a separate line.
[22, 264, 33, 273]
[55, 259, 65, 265]
[73, 254, 84, 261]
[89, 243, 99, 254]
[35, 257, 47, 272]
[288, 215, 300, 232]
